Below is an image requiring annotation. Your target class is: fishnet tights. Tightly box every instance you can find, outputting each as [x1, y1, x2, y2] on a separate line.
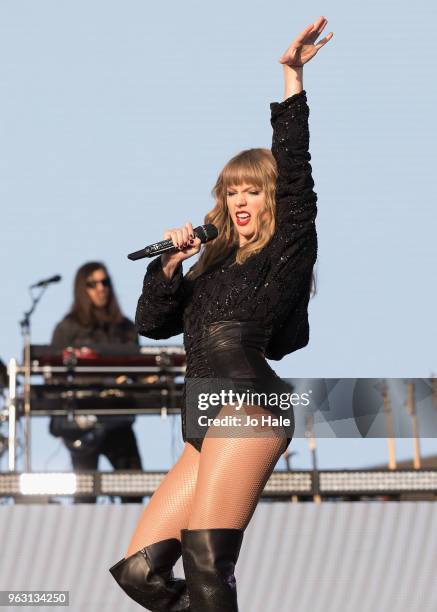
[125, 441, 200, 557]
[125, 404, 287, 557]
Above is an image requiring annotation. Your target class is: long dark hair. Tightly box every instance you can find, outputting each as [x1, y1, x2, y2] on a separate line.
[67, 261, 124, 327]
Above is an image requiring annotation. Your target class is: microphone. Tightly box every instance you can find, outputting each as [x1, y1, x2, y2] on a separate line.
[30, 274, 62, 289]
[127, 224, 218, 261]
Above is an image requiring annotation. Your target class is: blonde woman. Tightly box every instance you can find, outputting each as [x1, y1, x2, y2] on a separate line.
[110, 16, 333, 612]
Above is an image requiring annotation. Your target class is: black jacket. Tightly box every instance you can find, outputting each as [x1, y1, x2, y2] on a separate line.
[51, 315, 138, 349]
[135, 90, 317, 361]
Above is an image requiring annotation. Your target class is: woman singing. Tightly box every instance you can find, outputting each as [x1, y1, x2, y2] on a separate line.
[110, 16, 333, 612]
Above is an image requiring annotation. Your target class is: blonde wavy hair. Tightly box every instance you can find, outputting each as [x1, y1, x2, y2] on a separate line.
[187, 148, 278, 279]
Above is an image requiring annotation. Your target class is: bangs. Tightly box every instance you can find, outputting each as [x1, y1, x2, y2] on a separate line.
[221, 158, 266, 191]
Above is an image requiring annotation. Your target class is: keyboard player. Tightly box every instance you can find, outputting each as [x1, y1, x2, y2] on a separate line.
[49, 261, 144, 503]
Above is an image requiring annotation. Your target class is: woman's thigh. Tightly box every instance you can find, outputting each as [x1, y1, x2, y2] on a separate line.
[188, 404, 288, 531]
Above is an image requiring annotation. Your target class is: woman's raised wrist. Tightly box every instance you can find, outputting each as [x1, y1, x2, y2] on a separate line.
[283, 65, 303, 99]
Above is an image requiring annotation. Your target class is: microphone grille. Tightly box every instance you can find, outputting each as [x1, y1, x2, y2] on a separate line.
[195, 224, 218, 244]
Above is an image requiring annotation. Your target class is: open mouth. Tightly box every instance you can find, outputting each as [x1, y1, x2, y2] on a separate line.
[236, 212, 251, 226]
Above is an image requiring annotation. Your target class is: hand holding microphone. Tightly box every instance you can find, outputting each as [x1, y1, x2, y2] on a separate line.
[161, 221, 202, 256]
[127, 221, 218, 279]
[161, 222, 203, 278]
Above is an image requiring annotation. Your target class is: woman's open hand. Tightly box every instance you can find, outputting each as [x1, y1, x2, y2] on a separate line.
[279, 16, 333, 68]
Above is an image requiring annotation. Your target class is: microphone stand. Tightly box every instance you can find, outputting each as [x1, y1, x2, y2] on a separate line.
[19, 285, 49, 472]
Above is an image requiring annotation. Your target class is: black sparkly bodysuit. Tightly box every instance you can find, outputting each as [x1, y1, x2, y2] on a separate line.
[135, 90, 318, 452]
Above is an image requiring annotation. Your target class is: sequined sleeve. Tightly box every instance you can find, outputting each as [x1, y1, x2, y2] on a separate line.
[253, 90, 318, 347]
[270, 89, 318, 227]
[135, 256, 185, 339]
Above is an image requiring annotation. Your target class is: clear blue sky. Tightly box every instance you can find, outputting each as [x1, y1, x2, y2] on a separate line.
[1, 1, 436, 472]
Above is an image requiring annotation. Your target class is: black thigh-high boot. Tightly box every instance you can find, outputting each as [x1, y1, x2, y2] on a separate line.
[181, 528, 244, 612]
[109, 537, 190, 611]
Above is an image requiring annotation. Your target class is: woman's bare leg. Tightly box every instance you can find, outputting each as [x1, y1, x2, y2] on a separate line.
[125, 441, 200, 557]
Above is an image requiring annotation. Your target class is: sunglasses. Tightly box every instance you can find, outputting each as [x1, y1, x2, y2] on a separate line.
[86, 277, 111, 289]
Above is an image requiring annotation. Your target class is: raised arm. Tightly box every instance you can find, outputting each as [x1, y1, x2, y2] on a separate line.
[270, 87, 316, 227]
[270, 17, 333, 227]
